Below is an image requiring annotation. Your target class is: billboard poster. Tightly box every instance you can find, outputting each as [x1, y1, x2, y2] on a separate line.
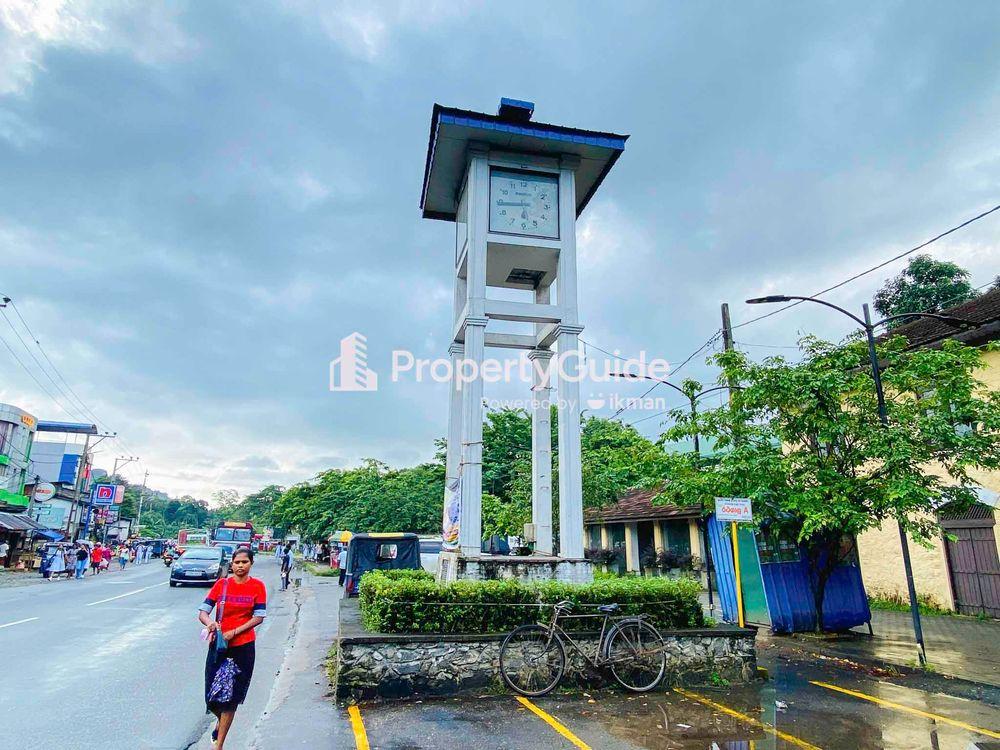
[441, 473, 461, 552]
[91, 483, 116, 506]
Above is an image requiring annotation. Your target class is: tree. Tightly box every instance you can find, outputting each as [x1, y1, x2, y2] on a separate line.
[658, 337, 1000, 631]
[874, 254, 977, 325]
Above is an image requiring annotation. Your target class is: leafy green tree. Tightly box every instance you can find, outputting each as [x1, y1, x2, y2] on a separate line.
[874, 254, 977, 325]
[659, 337, 1000, 630]
[482, 408, 532, 500]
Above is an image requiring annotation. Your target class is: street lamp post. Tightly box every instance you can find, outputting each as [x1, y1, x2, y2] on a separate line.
[746, 294, 972, 665]
[611, 372, 730, 612]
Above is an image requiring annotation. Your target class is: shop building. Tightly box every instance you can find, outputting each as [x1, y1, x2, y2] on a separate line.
[0, 403, 37, 511]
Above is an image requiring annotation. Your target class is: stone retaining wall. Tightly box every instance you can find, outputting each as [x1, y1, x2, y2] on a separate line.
[336, 626, 756, 701]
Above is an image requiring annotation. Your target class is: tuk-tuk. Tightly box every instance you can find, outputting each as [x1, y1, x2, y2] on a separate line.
[344, 533, 421, 596]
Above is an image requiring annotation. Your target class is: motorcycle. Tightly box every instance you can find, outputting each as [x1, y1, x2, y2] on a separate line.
[162, 549, 176, 566]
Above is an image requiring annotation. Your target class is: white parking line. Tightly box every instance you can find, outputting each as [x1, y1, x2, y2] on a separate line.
[0, 617, 39, 629]
[86, 581, 167, 606]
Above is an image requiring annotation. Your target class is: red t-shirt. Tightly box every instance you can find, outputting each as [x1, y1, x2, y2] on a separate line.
[91, 548, 103, 564]
[201, 576, 267, 647]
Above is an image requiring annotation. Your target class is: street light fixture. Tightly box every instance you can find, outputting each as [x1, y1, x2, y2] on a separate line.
[745, 294, 973, 664]
[611, 372, 732, 612]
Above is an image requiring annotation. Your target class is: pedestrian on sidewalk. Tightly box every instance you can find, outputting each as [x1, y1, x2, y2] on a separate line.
[45, 546, 67, 579]
[74, 545, 88, 579]
[90, 544, 103, 575]
[279, 544, 292, 591]
[197, 546, 266, 750]
[0, 539, 9, 568]
[337, 546, 347, 587]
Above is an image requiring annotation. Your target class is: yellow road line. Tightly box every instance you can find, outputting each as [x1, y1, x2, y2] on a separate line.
[347, 705, 371, 750]
[674, 688, 821, 750]
[516, 696, 592, 750]
[810, 680, 1000, 740]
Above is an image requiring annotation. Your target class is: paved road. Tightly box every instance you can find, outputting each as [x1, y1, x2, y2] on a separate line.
[0, 555, 331, 750]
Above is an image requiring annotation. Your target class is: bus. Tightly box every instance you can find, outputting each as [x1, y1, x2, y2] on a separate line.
[211, 521, 254, 554]
[178, 529, 209, 547]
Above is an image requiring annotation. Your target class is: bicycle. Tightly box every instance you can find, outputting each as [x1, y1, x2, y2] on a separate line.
[499, 600, 667, 697]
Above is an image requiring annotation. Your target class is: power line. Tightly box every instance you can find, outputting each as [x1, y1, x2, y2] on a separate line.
[733, 203, 1000, 330]
[735, 278, 997, 353]
[608, 330, 722, 421]
[0, 309, 91, 422]
[0, 329, 79, 418]
[3, 297, 112, 430]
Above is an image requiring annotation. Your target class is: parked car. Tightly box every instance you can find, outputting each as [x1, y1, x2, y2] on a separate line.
[169, 546, 228, 587]
[344, 533, 421, 596]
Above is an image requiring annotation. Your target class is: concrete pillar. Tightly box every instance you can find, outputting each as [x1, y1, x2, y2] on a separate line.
[528, 349, 553, 555]
[624, 522, 640, 572]
[555, 324, 585, 559]
[442, 343, 465, 546]
[459, 318, 487, 557]
[688, 520, 701, 559]
[653, 521, 665, 552]
[456, 146, 489, 558]
[600, 525, 610, 550]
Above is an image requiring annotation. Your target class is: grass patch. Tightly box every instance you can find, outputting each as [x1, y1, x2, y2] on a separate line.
[868, 593, 954, 617]
[304, 562, 339, 578]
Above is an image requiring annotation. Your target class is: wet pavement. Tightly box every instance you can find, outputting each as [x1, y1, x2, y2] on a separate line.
[347, 647, 1000, 750]
[5, 563, 998, 749]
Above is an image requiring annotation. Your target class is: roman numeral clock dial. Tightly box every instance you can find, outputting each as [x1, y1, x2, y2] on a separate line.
[489, 168, 559, 239]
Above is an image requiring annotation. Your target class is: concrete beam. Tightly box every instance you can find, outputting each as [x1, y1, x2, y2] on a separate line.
[484, 333, 537, 350]
[485, 299, 562, 324]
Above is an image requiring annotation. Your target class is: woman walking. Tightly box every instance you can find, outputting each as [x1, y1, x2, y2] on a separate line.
[197, 547, 266, 749]
[118, 545, 129, 571]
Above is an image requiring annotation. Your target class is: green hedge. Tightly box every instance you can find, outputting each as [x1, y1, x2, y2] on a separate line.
[358, 571, 705, 634]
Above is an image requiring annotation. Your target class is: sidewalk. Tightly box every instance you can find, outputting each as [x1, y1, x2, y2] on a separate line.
[0, 559, 161, 588]
[787, 609, 1000, 689]
[192, 562, 353, 749]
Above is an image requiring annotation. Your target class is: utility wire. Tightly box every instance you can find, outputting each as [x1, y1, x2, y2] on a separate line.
[0, 308, 90, 422]
[0, 329, 79, 418]
[732, 203, 1000, 330]
[608, 330, 722, 421]
[1, 295, 143, 475]
[3, 297, 111, 430]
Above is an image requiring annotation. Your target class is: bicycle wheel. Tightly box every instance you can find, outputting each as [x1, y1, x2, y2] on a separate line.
[499, 624, 566, 697]
[605, 619, 666, 692]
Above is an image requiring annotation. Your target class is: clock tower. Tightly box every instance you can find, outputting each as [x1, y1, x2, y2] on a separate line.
[420, 98, 628, 576]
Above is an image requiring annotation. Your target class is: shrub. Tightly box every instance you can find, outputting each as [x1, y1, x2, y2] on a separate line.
[584, 547, 620, 566]
[359, 570, 705, 634]
[656, 549, 678, 570]
[639, 546, 659, 570]
[375, 568, 435, 582]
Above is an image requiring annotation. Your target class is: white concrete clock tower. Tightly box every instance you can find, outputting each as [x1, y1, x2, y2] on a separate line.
[420, 98, 627, 575]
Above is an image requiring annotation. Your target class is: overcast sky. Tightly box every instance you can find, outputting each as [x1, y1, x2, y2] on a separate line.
[1, 1, 998, 500]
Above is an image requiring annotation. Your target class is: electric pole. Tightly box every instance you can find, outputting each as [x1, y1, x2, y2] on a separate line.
[136, 470, 148, 534]
[66, 432, 92, 538]
[721, 302, 734, 360]
[720, 302, 745, 627]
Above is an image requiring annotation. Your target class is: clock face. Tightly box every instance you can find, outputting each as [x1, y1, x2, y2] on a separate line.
[489, 168, 559, 239]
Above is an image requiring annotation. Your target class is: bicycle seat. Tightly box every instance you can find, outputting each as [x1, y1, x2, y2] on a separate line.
[553, 600, 574, 611]
[597, 603, 620, 614]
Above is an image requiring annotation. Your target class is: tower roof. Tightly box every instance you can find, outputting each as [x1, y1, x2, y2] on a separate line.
[420, 100, 628, 222]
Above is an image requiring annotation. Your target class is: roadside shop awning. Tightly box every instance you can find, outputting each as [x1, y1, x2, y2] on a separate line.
[33, 528, 65, 541]
[0, 512, 45, 533]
